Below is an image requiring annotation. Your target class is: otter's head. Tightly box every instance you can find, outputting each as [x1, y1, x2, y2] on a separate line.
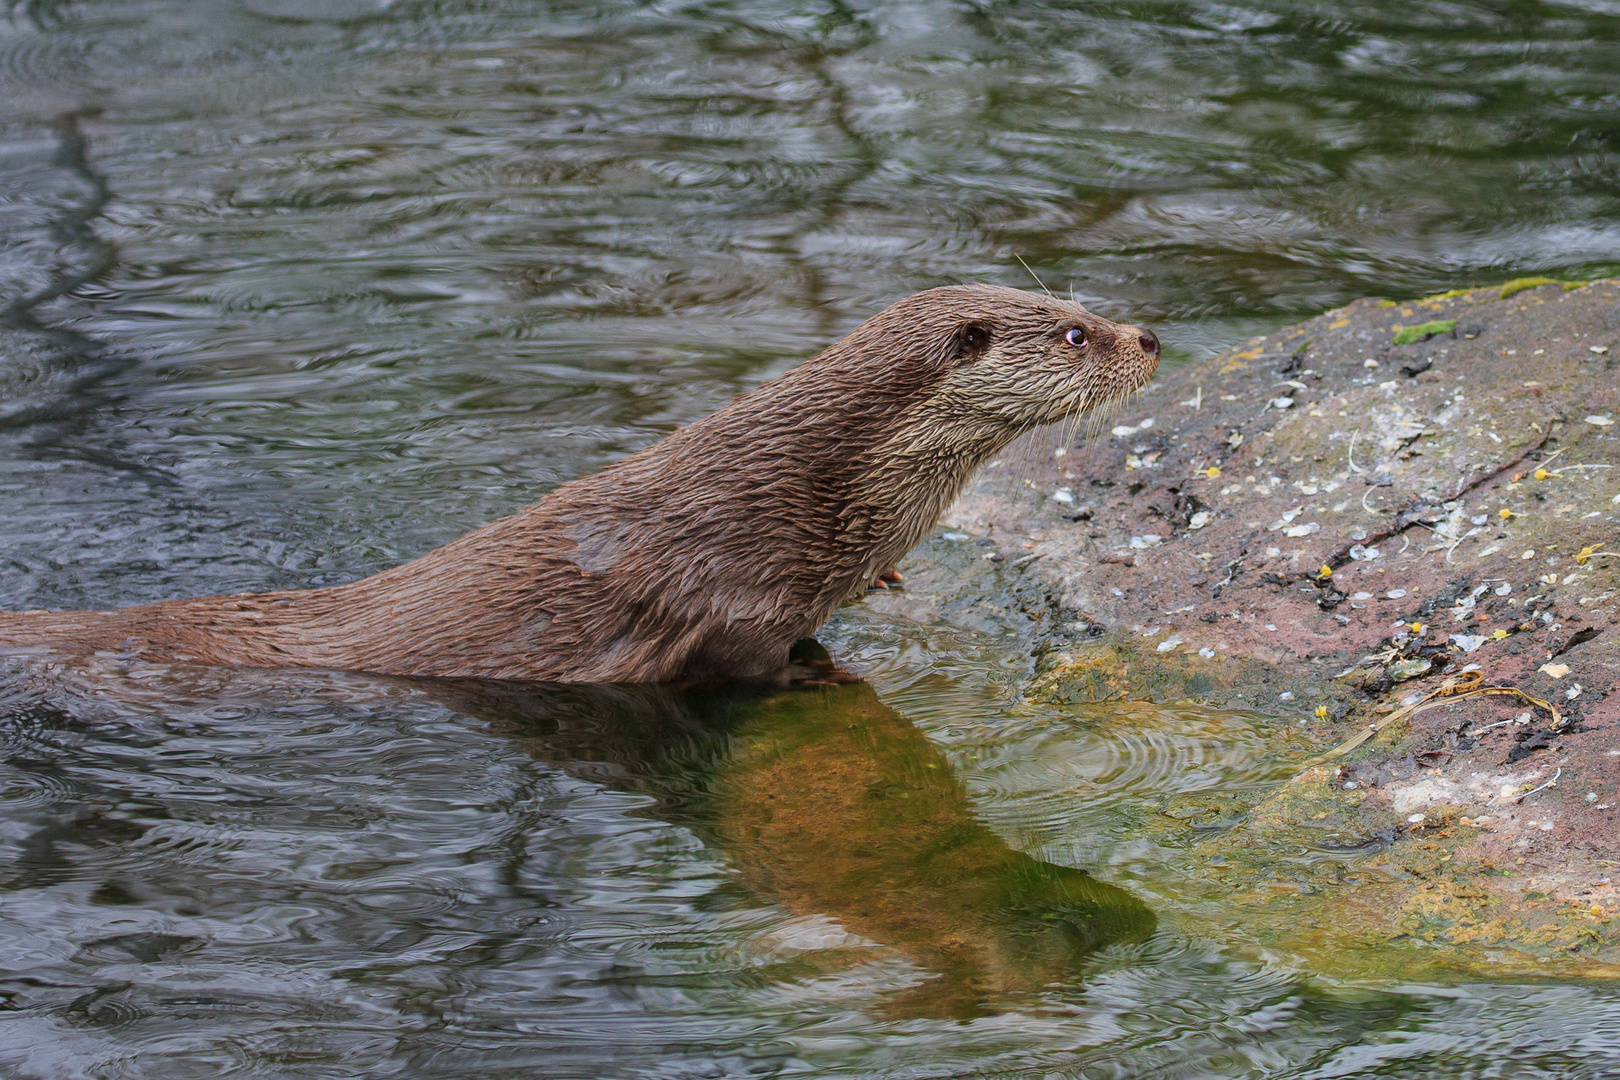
[811, 283, 1159, 540]
[893, 283, 1157, 430]
[841, 283, 1158, 467]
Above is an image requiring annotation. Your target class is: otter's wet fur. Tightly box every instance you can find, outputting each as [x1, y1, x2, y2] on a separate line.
[0, 285, 1158, 681]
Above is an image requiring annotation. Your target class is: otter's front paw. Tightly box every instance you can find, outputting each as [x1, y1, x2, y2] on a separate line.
[865, 568, 904, 591]
[782, 657, 863, 687]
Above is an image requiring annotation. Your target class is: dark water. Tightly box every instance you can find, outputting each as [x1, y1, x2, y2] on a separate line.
[3, 1, 1620, 1076]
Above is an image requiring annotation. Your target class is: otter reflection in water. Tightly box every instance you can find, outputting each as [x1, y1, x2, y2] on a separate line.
[430, 670, 1154, 1018]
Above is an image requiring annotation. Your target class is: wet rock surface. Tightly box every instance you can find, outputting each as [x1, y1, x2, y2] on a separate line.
[869, 278, 1620, 977]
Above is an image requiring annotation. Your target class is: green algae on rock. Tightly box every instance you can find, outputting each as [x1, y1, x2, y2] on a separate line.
[1499, 277, 1590, 299]
[1391, 319, 1456, 345]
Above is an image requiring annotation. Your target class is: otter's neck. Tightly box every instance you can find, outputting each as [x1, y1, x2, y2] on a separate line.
[851, 410, 1029, 573]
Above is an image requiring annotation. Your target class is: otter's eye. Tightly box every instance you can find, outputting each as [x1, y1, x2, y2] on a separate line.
[1065, 326, 1088, 349]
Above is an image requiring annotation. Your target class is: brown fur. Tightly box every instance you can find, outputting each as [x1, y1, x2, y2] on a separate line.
[0, 285, 1158, 681]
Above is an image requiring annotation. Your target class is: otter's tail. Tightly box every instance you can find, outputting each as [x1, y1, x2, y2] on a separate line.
[0, 606, 154, 655]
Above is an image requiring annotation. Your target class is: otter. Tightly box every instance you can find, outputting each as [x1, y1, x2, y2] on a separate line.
[0, 284, 1159, 682]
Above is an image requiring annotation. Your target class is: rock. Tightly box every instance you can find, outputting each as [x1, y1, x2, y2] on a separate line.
[883, 277, 1620, 977]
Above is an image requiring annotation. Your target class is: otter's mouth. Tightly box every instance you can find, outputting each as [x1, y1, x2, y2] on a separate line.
[1063, 336, 1160, 427]
[1102, 327, 1161, 413]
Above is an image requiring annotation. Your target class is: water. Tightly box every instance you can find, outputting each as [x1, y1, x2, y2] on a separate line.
[3, 1, 1620, 1075]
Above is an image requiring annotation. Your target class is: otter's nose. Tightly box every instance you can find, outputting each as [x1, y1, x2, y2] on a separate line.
[1137, 328, 1159, 356]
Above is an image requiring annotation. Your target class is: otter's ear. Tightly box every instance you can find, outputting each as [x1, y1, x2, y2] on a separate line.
[952, 321, 992, 365]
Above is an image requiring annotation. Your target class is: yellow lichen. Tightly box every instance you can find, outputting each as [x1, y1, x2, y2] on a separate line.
[1419, 287, 1473, 304]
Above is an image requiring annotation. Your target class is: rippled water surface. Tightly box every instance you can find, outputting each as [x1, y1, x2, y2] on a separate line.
[4, 1, 1620, 1076]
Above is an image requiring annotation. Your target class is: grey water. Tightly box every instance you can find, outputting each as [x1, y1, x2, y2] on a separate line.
[2, 1, 1620, 1076]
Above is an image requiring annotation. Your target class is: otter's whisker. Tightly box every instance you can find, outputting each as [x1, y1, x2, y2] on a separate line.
[1060, 412, 1082, 461]
[1013, 254, 1055, 299]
